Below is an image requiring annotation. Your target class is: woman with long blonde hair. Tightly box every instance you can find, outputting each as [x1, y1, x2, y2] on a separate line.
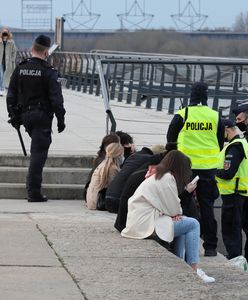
[86, 143, 124, 210]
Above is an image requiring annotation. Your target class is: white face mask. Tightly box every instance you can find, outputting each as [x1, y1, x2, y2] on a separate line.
[117, 156, 125, 165]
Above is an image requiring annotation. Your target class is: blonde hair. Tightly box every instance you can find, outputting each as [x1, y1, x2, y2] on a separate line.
[1, 28, 13, 40]
[99, 143, 123, 190]
[151, 144, 166, 154]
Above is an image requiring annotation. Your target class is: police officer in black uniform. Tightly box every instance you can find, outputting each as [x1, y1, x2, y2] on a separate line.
[6, 35, 66, 202]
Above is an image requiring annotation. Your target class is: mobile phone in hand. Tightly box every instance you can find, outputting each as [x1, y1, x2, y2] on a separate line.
[191, 175, 199, 184]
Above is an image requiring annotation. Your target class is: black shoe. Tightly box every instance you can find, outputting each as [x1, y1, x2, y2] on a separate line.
[204, 249, 217, 257]
[28, 195, 48, 202]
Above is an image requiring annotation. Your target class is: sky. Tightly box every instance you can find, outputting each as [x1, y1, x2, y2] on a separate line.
[0, 0, 247, 31]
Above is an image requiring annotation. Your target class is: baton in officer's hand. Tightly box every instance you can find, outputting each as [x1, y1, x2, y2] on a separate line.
[7, 119, 27, 157]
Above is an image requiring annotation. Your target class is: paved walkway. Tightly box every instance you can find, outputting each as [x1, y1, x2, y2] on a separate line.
[0, 89, 172, 155]
[1, 200, 248, 299]
[1, 91, 248, 299]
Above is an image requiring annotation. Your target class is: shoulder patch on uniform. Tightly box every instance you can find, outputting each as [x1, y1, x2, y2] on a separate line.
[19, 58, 29, 65]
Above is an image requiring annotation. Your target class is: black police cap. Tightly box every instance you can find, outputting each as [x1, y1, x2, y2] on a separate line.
[232, 103, 248, 116]
[35, 35, 51, 48]
[222, 119, 236, 128]
[191, 81, 208, 96]
[190, 81, 208, 105]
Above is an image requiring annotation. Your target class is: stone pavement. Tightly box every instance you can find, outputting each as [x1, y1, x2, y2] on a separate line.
[1, 91, 248, 299]
[0, 89, 171, 155]
[0, 199, 248, 300]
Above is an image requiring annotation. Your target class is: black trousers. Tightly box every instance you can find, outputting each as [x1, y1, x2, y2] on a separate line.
[21, 109, 52, 198]
[221, 193, 248, 259]
[193, 170, 219, 251]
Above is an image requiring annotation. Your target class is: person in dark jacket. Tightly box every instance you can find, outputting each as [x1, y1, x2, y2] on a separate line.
[6, 35, 66, 202]
[167, 81, 225, 257]
[105, 147, 154, 213]
[115, 130, 135, 160]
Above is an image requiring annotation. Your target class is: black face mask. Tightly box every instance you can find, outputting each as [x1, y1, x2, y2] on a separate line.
[236, 122, 247, 132]
[124, 146, 132, 158]
[2, 32, 8, 37]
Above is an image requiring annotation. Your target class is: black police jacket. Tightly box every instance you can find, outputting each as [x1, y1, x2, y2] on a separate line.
[105, 147, 154, 200]
[7, 57, 65, 123]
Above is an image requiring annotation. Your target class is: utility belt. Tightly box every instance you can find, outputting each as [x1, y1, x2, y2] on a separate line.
[21, 102, 51, 113]
[235, 177, 247, 195]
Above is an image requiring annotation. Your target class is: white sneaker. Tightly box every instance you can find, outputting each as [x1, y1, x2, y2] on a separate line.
[197, 268, 215, 283]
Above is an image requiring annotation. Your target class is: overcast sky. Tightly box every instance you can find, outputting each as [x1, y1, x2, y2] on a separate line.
[0, 0, 247, 30]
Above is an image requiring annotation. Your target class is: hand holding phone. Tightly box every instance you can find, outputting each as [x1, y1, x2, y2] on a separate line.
[191, 175, 199, 185]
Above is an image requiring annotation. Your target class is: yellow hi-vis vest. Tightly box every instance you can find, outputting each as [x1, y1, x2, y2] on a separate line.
[216, 138, 248, 196]
[177, 106, 220, 169]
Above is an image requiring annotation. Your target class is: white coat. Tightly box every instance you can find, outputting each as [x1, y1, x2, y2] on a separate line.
[121, 172, 182, 242]
[0, 39, 16, 88]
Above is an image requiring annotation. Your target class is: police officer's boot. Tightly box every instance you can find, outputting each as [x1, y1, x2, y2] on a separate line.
[26, 173, 48, 202]
[28, 194, 48, 202]
[27, 187, 48, 202]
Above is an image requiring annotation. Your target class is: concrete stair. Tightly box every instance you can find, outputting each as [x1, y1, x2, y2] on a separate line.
[0, 154, 94, 200]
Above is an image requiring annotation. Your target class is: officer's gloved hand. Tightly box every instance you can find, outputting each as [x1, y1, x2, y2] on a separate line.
[57, 121, 65, 133]
[8, 116, 21, 130]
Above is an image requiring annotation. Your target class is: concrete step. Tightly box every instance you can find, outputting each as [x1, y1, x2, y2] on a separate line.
[0, 154, 95, 168]
[0, 167, 91, 184]
[0, 183, 85, 200]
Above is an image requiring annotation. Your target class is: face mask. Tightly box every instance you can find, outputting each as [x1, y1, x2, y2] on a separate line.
[117, 156, 125, 165]
[2, 32, 8, 37]
[124, 147, 132, 158]
[236, 122, 247, 132]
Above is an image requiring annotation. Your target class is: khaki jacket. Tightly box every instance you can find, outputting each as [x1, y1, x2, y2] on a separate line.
[86, 160, 119, 210]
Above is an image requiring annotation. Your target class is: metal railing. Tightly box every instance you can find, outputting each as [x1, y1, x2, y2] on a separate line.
[17, 50, 248, 132]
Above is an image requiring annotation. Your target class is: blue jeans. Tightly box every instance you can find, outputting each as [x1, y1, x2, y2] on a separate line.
[173, 216, 200, 265]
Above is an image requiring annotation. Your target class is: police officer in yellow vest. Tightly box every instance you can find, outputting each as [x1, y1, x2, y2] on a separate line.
[216, 119, 248, 260]
[233, 103, 248, 141]
[167, 81, 224, 257]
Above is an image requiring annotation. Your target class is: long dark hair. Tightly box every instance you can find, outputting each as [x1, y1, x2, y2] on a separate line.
[155, 150, 192, 194]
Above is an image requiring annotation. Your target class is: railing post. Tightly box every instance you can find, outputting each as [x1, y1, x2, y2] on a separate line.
[212, 65, 221, 111]
[136, 63, 144, 106]
[146, 64, 155, 109]
[230, 66, 239, 118]
[127, 64, 134, 104]
[183, 64, 191, 107]
[157, 64, 166, 111]
[97, 60, 116, 133]
[168, 64, 178, 114]
[118, 63, 126, 102]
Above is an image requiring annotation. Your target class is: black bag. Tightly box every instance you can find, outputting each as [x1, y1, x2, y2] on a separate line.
[97, 188, 107, 211]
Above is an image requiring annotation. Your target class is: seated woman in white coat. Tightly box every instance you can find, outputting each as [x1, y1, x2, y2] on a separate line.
[121, 150, 215, 283]
[86, 143, 124, 210]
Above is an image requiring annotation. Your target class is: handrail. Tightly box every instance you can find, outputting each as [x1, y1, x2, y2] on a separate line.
[16, 50, 248, 130]
[96, 59, 116, 133]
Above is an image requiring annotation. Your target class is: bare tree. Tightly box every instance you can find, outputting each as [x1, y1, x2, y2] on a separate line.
[233, 12, 248, 32]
